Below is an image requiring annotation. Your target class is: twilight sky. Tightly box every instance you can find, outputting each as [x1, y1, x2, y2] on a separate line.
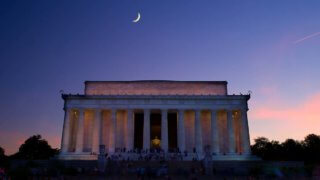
[1, 0, 320, 155]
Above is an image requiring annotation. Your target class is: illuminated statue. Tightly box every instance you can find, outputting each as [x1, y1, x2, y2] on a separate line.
[151, 136, 161, 148]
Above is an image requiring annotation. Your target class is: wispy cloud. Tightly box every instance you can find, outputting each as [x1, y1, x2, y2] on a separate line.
[293, 31, 320, 44]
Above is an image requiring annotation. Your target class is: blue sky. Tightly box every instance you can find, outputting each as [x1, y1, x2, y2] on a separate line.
[0, 0, 320, 154]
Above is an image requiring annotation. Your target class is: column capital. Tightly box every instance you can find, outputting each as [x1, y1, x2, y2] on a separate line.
[95, 108, 102, 112]
[210, 109, 218, 113]
[63, 107, 71, 112]
[226, 109, 234, 113]
[111, 109, 117, 121]
[78, 108, 85, 112]
[161, 109, 168, 114]
[195, 109, 201, 117]
[240, 107, 249, 112]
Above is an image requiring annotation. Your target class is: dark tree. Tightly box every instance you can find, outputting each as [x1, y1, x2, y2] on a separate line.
[251, 137, 282, 160]
[0, 146, 9, 168]
[251, 137, 270, 159]
[303, 134, 320, 162]
[0, 146, 4, 157]
[281, 139, 303, 161]
[266, 140, 282, 160]
[251, 134, 320, 162]
[11, 135, 59, 160]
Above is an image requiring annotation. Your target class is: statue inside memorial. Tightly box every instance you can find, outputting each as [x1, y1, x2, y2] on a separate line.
[151, 136, 161, 148]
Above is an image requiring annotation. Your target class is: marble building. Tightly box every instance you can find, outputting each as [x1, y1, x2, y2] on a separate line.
[58, 81, 252, 160]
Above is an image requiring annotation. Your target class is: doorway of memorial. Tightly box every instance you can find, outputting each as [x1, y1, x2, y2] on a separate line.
[133, 113, 143, 150]
[150, 113, 161, 149]
[168, 112, 178, 152]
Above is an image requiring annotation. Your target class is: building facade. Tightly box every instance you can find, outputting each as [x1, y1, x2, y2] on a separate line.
[59, 81, 253, 160]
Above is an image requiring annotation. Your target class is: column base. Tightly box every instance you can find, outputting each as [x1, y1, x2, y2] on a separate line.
[108, 148, 115, 153]
[58, 153, 98, 160]
[212, 154, 260, 161]
[240, 152, 251, 156]
[57, 152, 260, 161]
[226, 152, 237, 155]
[211, 152, 221, 156]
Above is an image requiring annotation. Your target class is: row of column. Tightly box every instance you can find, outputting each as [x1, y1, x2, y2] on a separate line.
[61, 108, 251, 155]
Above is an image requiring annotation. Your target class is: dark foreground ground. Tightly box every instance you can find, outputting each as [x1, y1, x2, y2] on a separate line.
[2, 160, 320, 179]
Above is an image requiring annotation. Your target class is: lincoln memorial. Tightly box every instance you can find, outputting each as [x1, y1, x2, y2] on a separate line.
[59, 81, 253, 160]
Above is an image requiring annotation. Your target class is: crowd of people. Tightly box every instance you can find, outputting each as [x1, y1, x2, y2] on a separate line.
[102, 147, 204, 162]
[99, 154, 205, 179]
[94, 148, 208, 178]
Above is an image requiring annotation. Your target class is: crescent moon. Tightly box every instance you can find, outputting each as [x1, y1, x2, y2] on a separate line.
[133, 12, 141, 23]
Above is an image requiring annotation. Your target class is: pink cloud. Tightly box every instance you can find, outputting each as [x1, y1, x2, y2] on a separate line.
[0, 131, 27, 155]
[249, 92, 320, 142]
[0, 130, 60, 155]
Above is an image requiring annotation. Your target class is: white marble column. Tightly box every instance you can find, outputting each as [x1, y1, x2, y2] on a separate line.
[61, 108, 71, 153]
[126, 109, 134, 151]
[241, 108, 251, 154]
[227, 110, 236, 154]
[178, 109, 186, 152]
[92, 109, 102, 154]
[76, 109, 85, 153]
[195, 110, 203, 154]
[211, 110, 220, 155]
[161, 109, 168, 152]
[143, 109, 150, 150]
[109, 109, 117, 153]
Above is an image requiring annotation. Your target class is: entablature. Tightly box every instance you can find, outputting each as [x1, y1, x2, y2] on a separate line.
[63, 94, 249, 110]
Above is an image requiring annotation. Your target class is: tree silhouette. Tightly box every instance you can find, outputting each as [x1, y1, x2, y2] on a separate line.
[251, 137, 270, 159]
[11, 135, 59, 160]
[0, 146, 4, 157]
[0, 146, 8, 168]
[303, 134, 320, 162]
[251, 137, 282, 160]
[281, 139, 303, 161]
[251, 134, 320, 162]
